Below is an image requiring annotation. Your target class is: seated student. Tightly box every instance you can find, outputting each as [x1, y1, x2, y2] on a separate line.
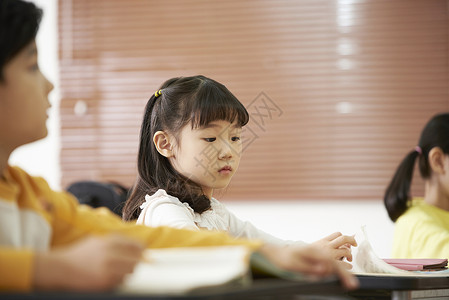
[384, 113, 449, 259]
[122, 75, 357, 264]
[0, 0, 358, 292]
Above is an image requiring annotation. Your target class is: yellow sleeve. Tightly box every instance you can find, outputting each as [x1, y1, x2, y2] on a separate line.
[0, 247, 34, 291]
[48, 189, 262, 250]
[0, 169, 261, 292]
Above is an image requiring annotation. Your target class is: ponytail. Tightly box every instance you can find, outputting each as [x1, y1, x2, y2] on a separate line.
[384, 150, 420, 222]
[384, 113, 449, 222]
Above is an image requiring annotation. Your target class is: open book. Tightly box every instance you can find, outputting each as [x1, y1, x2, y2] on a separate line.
[352, 226, 449, 277]
[118, 246, 252, 295]
[117, 245, 313, 295]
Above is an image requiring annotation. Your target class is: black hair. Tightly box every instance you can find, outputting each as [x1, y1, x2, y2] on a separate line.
[122, 75, 249, 221]
[0, 0, 42, 79]
[384, 113, 449, 221]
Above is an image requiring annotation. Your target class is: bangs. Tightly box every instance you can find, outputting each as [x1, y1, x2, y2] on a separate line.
[189, 80, 249, 129]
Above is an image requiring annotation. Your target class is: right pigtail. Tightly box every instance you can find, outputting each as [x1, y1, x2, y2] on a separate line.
[384, 150, 420, 222]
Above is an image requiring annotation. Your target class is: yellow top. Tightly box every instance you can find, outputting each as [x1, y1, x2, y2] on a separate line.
[0, 166, 261, 291]
[392, 198, 449, 259]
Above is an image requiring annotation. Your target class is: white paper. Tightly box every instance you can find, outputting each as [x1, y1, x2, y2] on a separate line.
[118, 245, 251, 295]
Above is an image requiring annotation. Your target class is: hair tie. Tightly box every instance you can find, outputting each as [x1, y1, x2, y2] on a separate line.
[415, 146, 422, 155]
[154, 89, 162, 98]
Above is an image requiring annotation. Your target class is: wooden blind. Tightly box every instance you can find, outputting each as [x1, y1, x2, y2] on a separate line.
[58, 0, 449, 201]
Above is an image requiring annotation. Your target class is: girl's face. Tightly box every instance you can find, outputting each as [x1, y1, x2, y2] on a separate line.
[169, 120, 242, 199]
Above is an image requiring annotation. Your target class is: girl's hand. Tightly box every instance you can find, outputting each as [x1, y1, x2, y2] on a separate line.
[312, 232, 357, 263]
[33, 235, 145, 291]
[258, 243, 359, 290]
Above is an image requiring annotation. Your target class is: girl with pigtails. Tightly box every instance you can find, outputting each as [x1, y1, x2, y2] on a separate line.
[384, 113, 449, 259]
[123, 75, 357, 265]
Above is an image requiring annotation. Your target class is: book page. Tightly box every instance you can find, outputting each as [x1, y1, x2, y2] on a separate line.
[118, 245, 251, 295]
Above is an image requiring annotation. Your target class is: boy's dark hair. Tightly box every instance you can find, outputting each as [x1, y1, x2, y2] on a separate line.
[122, 75, 249, 221]
[0, 0, 42, 79]
[384, 113, 449, 222]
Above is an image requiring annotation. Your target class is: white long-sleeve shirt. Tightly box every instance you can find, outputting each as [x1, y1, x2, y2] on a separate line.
[137, 189, 305, 246]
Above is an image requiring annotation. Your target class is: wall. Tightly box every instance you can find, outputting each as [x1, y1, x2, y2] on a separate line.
[57, 0, 448, 199]
[226, 199, 394, 258]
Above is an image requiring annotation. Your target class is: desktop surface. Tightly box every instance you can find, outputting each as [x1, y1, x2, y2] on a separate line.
[0, 278, 347, 300]
[2, 275, 449, 300]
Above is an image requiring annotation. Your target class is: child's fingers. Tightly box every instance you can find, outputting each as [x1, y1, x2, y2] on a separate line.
[333, 261, 359, 290]
[338, 260, 353, 270]
[294, 248, 354, 281]
[331, 247, 353, 262]
[101, 235, 146, 276]
[260, 244, 358, 290]
[271, 244, 359, 290]
[107, 258, 140, 277]
[290, 249, 335, 276]
[105, 234, 145, 256]
[329, 235, 357, 249]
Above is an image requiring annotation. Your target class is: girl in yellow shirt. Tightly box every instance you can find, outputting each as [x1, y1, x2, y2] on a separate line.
[384, 113, 449, 259]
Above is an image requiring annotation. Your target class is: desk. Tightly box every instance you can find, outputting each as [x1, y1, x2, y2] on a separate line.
[349, 274, 449, 300]
[0, 278, 350, 300]
[2, 275, 448, 300]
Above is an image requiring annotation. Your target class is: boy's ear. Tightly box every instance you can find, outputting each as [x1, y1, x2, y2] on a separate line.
[153, 131, 174, 158]
[428, 147, 446, 175]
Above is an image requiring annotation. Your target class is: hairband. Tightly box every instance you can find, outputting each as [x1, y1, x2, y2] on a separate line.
[154, 89, 162, 98]
[415, 146, 422, 155]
